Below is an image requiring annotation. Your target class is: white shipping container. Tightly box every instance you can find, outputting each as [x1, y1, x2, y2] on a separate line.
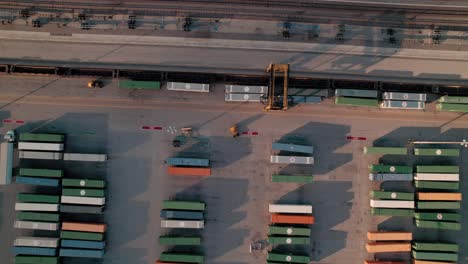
[18, 142, 64, 151]
[380, 100, 425, 110]
[15, 203, 59, 212]
[414, 173, 459, 182]
[61, 196, 106, 206]
[370, 199, 415, 209]
[161, 220, 204, 229]
[225, 85, 268, 94]
[63, 153, 107, 162]
[269, 204, 313, 214]
[14, 237, 59, 248]
[382, 92, 427, 101]
[270, 155, 314, 165]
[14, 221, 59, 231]
[224, 93, 263, 102]
[166, 82, 209, 93]
[19, 151, 63, 160]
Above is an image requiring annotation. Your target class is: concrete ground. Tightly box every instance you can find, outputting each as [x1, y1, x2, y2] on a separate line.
[0, 76, 467, 264]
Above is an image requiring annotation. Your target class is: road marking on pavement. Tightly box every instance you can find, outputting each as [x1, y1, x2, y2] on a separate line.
[3, 119, 25, 124]
[347, 136, 367, 140]
[242, 131, 259, 136]
[141, 126, 164, 130]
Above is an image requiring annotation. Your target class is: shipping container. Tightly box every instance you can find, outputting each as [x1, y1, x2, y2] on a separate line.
[268, 226, 311, 236]
[268, 236, 310, 245]
[14, 237, 59, 248]
[17, 212, 60, 222]
[270, 213, 314, 224]
[13, 246, 57, 256]
[335, 89, 378, 98]
[166, 157, 209, 167]
[19, 133, 64, 143]
[15, 176, 60, 187]
[412, 260, 456, 264]
[370, 191, 414, 200]
[162, 200, 205, 211]
[166, 82, 209, 93]
[439, 95, 468, 104]
[18, 142, 64, 151]
[62, 188, 105, 197]
[369, 173, 413, 181]
[288, 88, 329, 97]
[61, 239, 106, 249]
[15, 256, 59, 264]
[437, 103, 468, 112]
[17, 194, 60, 204]
[270, 155, 314, 165]
[335, 96, 379, 107]
[19, 168, 63, 178]
[381, 100, 425, 110]
[414, 148, 459, 157]
[415, 220, 461, 231]
[365, 242, 411, 253]
[60, 204, 104, 214]
[224, 93, 263, 102]
[412, 242, 458, 252]
[382, 92, 427, 101]
[414, 212, 460, 222]
[371, 208, 414, 217]
[14, 220, 59, 231]
[271, 174, 314, 183]
[414, 173, 459, 182]
[267, 252, 310, 263]
[159, 253, 204, 263]
[160, 220, 204, 229]
[370, 200, 415, 209]
[60, 231, 104, 241]
[366, 231, 412, 241]
[0, 142, 13, 185]
[59, 248, 104, 258]
[158, 236, 201, 245]
[272, 143, 314, 154]
[61, 196, 106, 206]
[62, 222, 107, 233]
[290, 95, 322, 104]
[368, 164, 412, 174]
[364, 261, 406, 264]
[415, 181, 459, 190]
[269, 204, 313, 214]
[160, 210, 204, 220]
[417, 192, 462, 201]
[15, 203, 59, 212]
[167, 166, 211, 176]
[363, 147, 408, 155]
[63, 153, 107, 162]
[119, 80, 161, 90]
[62, 179, 106, 188]
[412, 250, 458, 262]
[416, 165, 459, 173]
[19, 151, 63, 160]
[416, 201, 460, 210]
[225, 85, 268, 94]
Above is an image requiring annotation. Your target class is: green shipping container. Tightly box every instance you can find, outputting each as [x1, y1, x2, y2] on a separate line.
[62, 188, 105, 197]
[62, 179, 106, 188]
[371, 208, 414, 217]
[363, 147, 408, 155]
[61, 231, 104, 241]
[267, 253, 310, 263]
[158, 236, 201, 245]
[17, 194, 60, 204]
[268, 236, 310, 245]
[271, 174, 313, 183]
[335, 96, 378, 107]
[414, 212, 461, 222]
[162, 200, 205, 211]
[119, 80, 161, 90]
[268, 226, 311, 236]
[17, 212, 60, 222]
[19, 133, 65, 143]
[19, 168, 63, 178]
[15, 256, 59, 264]
[416, 165, 459, 173]
[370, 191, 414, 200]
[417, 201, 460, 210]
[439, 96, 468, 104]
[437, 103, 468, 112]
[415, 220, 461, 231]
[368, 164, 412, 173]
[415, 181, 459, 190]
[412, 242, 459, 252]
[414, 148, 460, 157]
[159, 253, 204, 263]
[412, 250, 458, 262]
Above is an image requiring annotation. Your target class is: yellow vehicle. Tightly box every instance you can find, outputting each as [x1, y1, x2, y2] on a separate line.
[230, 125, 239, 138]
[87, 80, 104, 88]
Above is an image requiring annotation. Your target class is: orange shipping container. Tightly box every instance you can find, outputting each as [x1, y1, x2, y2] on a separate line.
[365, 242, 411, 253]
[367, 231, 412, 241]
[62, 222, 107, 233]
[417, 192, 462, 201]
[413, 260, 456, 264]
[365, 261, 406, 264]
[270, 213, 314, 224]
[167, 166, 211, 176]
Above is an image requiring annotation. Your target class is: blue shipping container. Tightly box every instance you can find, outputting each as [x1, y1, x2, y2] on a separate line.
[272, 143, 314, 154]
[160, 210, 204, 220]
[166, 158, 209, 167]
[59, 248, 104, 258]
[15, 176, 59, 187]
[61, 239, 106, 249]
[13, 246, 57, 256]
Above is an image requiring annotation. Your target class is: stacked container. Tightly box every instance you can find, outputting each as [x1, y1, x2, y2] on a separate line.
[334, 89, 379, 107]
[381, 92, 426, 110]
[437, 95, 468, 113]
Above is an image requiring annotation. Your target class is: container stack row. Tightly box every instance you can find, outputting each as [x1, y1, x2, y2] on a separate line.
[270, 141, 314, 183]
[224, 84, 268, 102]
[381, 92, 426, 110]
[334, 88, 379, 107]
[437, 95, 468, 113]
[166, 157, 211, 177]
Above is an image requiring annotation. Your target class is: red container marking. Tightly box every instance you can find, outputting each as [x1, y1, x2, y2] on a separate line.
[3, 119, 12, 123]
[152, 126, 163, 130]
[251, 132, 259, 135]
[15, 120, 25, 124]
[357, 137, 367, 140]
[347, 136, 355, 140]
[141, 126, 151, 130]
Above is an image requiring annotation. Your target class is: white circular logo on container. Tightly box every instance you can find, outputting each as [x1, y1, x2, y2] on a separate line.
[403, 94, 409, 99]
[185, 84, 190, 89]
[286, 228, 293, 234]
[402, 102, 408, 108]
[33, 223, 38, 228]
[437, 213, 443, 220]
[243, 94, 250, 100]
[244, 86, 250, 92]
[286, 238, 292, 244]
[391, 192, 397, 199]
[290, 157, 296, 162]
[390, 166, 396, 172]
[436, 149, 442, 155]
[286, 256, 292, 261]
[80, 180, 86, 186]
[80, 190, 86, 196]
